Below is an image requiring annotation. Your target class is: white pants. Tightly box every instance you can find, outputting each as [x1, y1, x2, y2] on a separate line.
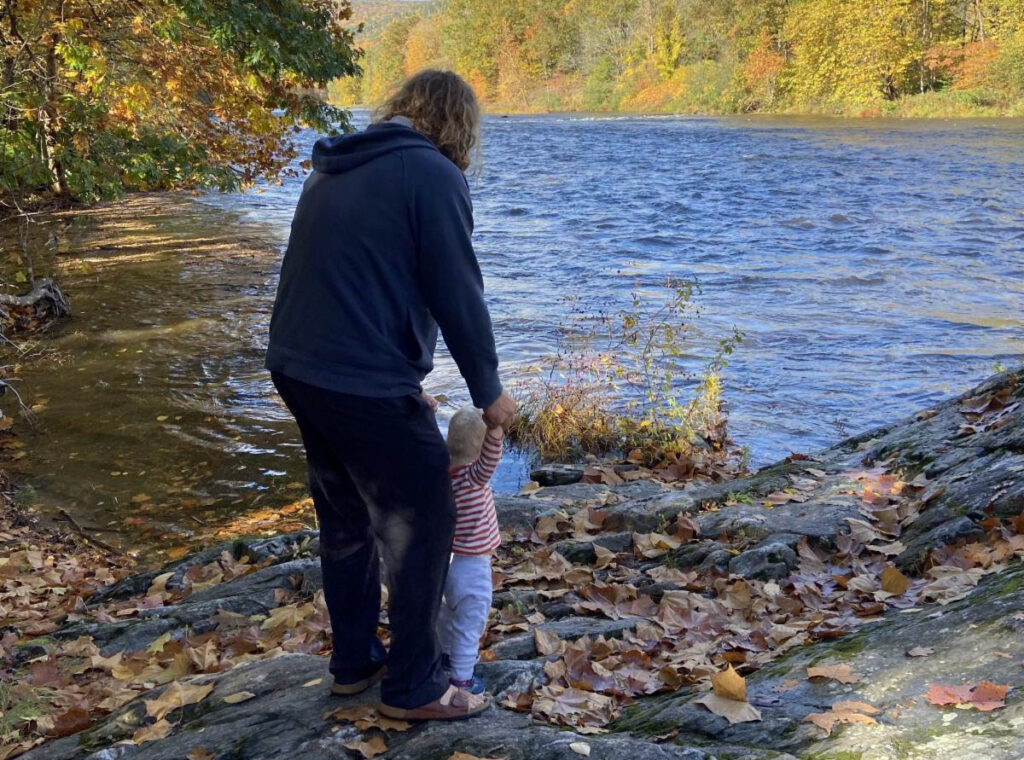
[437, 553, 492, 682]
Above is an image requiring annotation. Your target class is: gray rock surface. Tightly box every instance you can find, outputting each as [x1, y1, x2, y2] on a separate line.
[20, 368, 1024, 760]
[728, 541, 798, 580]
[617, 563, 1024, 759]
[59, 556, 321, 656]
[487, 616, 643, 660]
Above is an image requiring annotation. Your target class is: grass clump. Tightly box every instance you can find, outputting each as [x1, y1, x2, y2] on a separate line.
[508, 277, 742, 475]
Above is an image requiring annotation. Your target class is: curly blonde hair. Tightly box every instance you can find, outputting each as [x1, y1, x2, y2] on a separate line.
[374, 70, 481, 172]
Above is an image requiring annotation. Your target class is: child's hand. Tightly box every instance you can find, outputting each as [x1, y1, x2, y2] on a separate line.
[485, 425, 505, 442]
[421, 392, 439, 413]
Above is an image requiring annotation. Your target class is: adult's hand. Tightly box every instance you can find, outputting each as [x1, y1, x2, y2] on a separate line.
[482, 390, 516, 432]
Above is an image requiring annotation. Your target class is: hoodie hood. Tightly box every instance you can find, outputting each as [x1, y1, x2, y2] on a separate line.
[311, 121, 439, 174]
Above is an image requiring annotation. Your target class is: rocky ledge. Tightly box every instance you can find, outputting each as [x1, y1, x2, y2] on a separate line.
[16, 368, 1024, 760]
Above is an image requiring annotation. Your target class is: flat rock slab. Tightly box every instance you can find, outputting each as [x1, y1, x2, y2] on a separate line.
[22, 652, 789, 760]
[616, 563, 1024, 758]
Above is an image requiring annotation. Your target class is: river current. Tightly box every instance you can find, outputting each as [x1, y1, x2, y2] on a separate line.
[19, 114, 1024, 558]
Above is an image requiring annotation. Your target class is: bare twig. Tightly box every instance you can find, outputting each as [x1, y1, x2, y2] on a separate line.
[57, 507, 121, 554]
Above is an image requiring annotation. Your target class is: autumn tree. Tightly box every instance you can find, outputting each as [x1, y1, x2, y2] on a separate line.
[741, 28, 786, 108]
[1, 0, 359, 208]
[362, 13, 418, 105]
[405, 14, 446, 76]
[782, 0, 922, 106]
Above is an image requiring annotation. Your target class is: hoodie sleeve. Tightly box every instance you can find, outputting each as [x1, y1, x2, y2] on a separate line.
[407, 154, 503, 409]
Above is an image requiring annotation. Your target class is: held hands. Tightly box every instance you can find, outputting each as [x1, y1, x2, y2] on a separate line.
[482, 390, 516, 433]
[420, 391, 439, 413]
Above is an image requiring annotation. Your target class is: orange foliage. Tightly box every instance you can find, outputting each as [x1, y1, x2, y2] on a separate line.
[741, 28, 785, 105]
[619, 67, 686, 111]
[925, 41, 1000, 90]
[404, 18, 442, 76]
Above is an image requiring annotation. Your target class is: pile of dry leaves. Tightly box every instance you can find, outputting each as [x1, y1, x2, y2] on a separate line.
[0, 504, 333, 758]
[485, 464, 1022, 734]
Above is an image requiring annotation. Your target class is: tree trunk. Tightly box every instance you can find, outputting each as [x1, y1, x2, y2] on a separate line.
[43, 27, 70, 197]
[920, 0, 930, 94]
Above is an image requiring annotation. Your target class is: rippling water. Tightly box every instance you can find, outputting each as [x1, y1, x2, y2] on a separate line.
[19, 114, 1024, 556]
[209, 113, 1024, 454]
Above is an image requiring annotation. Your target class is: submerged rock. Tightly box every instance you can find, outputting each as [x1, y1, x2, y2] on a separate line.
[530, 464, 585, 487]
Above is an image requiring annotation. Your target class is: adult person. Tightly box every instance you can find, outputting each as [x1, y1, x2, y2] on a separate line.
[265, 70, 515, 720]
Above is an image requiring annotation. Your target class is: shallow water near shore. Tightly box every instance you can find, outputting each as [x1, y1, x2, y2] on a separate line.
[13, 113, 1024, 561]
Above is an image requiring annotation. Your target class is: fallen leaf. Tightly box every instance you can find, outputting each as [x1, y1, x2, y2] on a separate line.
[906, 647, 934, 658]
[132, 718, 173, 745]
[831, 700, 881, 715]
[569, 741, 591, 756]
[806, 664, 861, 685]
[531, 685, 620, 729]
[805, 700, 879, 736]
[146, 632, 172, 654]
[147, 572, 175, 596]
[593, 544, 617, 569]
[222, 691, 256, 704]
[868, 540, 907, 556]
[711, 664, 747, 702]
[343, 734, 388, 758]
[693, 693, 762, 724]
[325, 706, 412, 732]
[186, 749, 217, 760]
[260, 602, 314, 630]
[970, 681, 1010, 711]
[632, 531, 682, 559]
[924, 682, 1009, 711]
[44, 707, 91, 738]
[535, 628, 565, 656]
[880, 566, 911, 595]
[925, 683, 974, 706]
[302, 678, 324, 688]
[144, 681, 215, 721]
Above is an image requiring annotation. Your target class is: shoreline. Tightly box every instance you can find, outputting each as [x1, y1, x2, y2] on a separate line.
[340, 104, 1024, 121]
[0, 193, 319, 566]
[5, 365, 1023, 759]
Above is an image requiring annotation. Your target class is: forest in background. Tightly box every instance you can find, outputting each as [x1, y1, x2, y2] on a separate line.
[334, 0, 1024, 117]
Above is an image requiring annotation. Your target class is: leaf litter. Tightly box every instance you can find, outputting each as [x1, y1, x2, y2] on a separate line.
[3, 442, 1024, 754]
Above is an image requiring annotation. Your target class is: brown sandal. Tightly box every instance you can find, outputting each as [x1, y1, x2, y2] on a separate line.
[330, 665, 387, 696]
[378, 684, 490, 721]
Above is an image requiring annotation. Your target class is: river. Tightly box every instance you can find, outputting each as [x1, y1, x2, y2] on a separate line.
[17, 114, 1024, 561]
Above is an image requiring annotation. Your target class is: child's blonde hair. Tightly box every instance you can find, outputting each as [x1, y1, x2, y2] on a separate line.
[447, 405, 487, 466]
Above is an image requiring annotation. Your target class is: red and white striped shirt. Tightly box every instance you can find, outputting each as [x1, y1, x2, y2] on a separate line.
[450, 432, 502, 555]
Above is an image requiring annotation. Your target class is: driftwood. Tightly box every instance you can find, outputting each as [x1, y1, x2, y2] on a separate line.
[0, 278, 70, 317]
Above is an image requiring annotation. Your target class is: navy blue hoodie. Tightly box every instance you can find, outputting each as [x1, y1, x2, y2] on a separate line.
[265, 121, 502, 409]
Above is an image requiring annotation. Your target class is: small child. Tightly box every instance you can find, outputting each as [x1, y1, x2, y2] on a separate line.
[438, 405, 503, 694]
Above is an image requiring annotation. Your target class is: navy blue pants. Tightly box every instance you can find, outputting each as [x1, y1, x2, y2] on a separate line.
[272, 372, 455, 709]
